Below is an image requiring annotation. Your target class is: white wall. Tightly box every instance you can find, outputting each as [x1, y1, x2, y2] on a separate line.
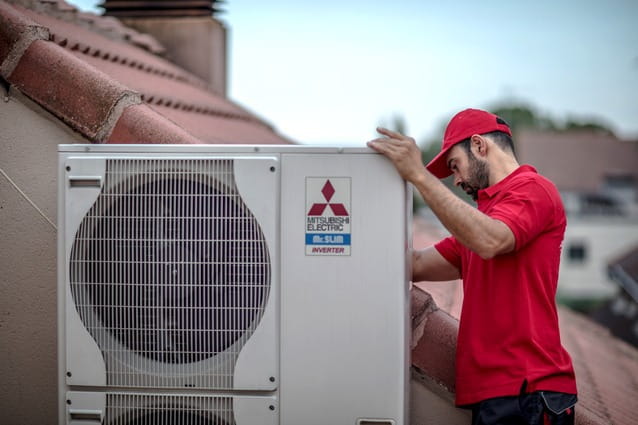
[560, 215, 638, 299]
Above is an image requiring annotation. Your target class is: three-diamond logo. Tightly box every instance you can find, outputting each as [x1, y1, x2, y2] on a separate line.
[305, 177, 351, 256]
[307, 180, 349, 216]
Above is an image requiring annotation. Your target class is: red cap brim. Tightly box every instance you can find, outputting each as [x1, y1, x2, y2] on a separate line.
[426, 145, 454, 179]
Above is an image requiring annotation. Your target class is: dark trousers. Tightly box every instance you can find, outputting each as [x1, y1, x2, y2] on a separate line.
[471, 391, 577, 425]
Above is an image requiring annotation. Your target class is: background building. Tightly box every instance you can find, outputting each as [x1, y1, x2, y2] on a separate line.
[517, 129, 638, 301]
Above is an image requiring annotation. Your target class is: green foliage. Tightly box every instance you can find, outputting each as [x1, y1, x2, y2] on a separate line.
[488, 102, 614, 136]
[563, 119, 615, 135]
[557, 295, 609, 314]
[489, 104, 555, 132]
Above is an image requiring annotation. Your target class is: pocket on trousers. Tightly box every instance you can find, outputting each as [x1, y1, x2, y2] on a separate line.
[540, 392, 577, 425]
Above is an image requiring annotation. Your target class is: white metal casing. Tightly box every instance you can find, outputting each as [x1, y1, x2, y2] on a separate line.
[58, 145, 411, 425]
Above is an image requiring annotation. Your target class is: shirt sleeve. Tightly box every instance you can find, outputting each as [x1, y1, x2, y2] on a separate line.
[488, 178, 560, 251]
[434, 236, 463, 274]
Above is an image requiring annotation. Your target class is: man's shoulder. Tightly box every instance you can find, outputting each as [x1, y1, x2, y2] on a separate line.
[502, 168, 564, 213]
[507, 168, 565, 220]
[509, 166, 559, 194]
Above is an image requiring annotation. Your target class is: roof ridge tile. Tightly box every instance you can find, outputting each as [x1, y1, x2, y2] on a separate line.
[0, 1, 49, 77]
[7, 38, 143, 142]
[107, 103, 204, 144]
[95, 89, 142, 143]
[411, 287, 459, 394]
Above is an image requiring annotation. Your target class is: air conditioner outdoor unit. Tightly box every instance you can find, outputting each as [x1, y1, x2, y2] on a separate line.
[58, 144, 411, 425]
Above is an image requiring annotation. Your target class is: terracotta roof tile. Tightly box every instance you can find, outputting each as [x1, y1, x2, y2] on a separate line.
[151, 105, 293, 144]
[76, 54, 248, 117]
[1, 0, 291, 145]
[0, 1, 48, 76]
[9, 39, 141, 141]
[411, 290, 458, 393]
[559, 307, 638, 424]
[16, 5, 195, 83]
[107, 103, 201, 144]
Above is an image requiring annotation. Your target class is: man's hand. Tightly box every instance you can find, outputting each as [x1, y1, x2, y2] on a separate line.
[367, 127, 425, 183]
[368, 128, 516, 260]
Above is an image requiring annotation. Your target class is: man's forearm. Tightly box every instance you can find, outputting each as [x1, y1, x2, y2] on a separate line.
[412, 171, 513, 259]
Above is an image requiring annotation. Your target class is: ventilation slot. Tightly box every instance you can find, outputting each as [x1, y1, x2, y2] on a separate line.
[106, 393, 231, 425]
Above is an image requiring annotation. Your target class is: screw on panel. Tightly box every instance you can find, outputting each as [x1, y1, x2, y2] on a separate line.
[66, 400, 71, 405]
[269, 376, 275, 382]
[66, 166, 71, 172]
[66, 371, 72, 377]
[269, 405, 276, 411]
[270, 166, 276, 172]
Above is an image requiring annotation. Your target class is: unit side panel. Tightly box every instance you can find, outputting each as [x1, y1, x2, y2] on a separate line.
[280, 153, 409, 425]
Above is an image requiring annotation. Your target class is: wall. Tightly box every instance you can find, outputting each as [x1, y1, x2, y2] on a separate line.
[560, 215, 638, 299]
[0, 88, 84, 424]
[410, 373, 470, 425]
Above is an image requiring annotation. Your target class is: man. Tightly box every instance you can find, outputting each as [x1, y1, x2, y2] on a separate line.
[368, 109, 577, 425]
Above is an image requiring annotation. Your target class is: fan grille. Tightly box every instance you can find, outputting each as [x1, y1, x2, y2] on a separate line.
[70, 159, 270, 382]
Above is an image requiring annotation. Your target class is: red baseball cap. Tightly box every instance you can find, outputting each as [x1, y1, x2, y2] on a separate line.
[426, 108, 512, 179]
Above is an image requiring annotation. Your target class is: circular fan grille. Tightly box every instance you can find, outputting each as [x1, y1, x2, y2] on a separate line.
[71, 171, 271, 365]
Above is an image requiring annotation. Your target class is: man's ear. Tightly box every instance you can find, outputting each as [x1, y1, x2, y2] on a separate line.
[470, 135, 488, 158]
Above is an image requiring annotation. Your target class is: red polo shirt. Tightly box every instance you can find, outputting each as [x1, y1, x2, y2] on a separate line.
[435, 165, 577, 406]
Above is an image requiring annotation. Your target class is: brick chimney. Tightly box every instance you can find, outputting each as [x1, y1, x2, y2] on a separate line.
[102, 0, 227, 96]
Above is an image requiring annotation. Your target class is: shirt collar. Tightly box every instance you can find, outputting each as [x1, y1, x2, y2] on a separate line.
[478, 165, 538, 200]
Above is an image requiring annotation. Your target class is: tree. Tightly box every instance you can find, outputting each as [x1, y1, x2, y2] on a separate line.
[563, 118, 615, 135]
[489, 103, 614, 135]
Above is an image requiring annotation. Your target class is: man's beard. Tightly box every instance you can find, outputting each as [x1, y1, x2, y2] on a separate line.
[460, 151, 490, 201]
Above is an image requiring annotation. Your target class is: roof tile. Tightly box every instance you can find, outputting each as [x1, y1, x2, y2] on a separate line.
[0, 1, 49, 77]
[411, 291, 458, 394]
[16, 5, 202, 86]
[1, 1, 292, 145]
[151, 105, 293, 144]
[107, 103, 201, 144]
[9, 39, 141, 141]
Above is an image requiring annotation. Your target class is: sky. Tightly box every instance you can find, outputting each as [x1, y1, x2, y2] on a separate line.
[69, 0, 638, 146]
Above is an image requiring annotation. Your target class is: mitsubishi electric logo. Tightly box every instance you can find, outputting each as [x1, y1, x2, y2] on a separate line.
[305, 177, 351, 256]
[307, 180, 349, 216]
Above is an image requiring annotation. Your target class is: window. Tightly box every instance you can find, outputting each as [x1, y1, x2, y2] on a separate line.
[604, 173, 636, 205]
[567, 242, 587, 263]
[580, 193, 622, 215]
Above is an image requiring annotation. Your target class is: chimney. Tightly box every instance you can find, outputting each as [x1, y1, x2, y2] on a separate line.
[102, 0, 227, 96]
